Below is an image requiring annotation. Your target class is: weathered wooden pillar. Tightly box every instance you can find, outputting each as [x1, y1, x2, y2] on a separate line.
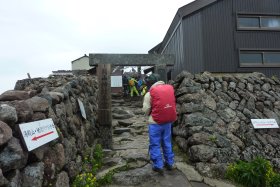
[155, 64, 167, 83]
[97, 64, 112, 149]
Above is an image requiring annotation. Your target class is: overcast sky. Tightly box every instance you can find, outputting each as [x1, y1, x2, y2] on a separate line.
[0, 0, 194, 94]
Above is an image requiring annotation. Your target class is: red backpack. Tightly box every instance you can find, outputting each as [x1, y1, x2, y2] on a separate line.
[150, 84, 177, 124]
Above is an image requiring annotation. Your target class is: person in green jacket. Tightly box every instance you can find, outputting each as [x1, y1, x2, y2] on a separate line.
[129, 77, 139, 97]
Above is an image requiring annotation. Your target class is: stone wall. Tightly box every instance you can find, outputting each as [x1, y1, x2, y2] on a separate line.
[0, 75, 100, 186]
[172, 71, 280, 178]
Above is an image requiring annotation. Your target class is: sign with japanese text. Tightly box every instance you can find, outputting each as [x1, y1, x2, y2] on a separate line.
[19, 118, 59, 151]
[78, 98, 87, 119]
[251, 119, 279, 129]
[111, 76, 122, 87]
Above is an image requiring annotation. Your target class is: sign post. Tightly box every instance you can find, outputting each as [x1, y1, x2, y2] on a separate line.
[251, 119, 279, 129]
[111, 76, 122, 87]
[19, 118, 59, 151]
[77, 98, 87, 119]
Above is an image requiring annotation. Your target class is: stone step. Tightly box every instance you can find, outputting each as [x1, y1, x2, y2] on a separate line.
[117, 119, 134, 127]
[96, 163, 126, 180]
[113, 128, 131, 135]
[112, 113, 134, 120]
[112, 99, 125, 104]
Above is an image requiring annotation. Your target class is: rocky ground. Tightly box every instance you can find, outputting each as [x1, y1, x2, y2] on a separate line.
[96, 94, 236, 187]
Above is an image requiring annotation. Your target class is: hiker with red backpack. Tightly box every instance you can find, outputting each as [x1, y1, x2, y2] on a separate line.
[142, 73, 177, 174]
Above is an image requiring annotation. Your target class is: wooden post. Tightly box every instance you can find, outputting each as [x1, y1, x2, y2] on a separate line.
[97, 64, 112, 149]
[27, 73, 31, 79]
[155, 64, 167, 83]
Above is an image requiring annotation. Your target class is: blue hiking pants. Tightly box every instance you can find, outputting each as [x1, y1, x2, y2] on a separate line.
[149, 123, 174, 169]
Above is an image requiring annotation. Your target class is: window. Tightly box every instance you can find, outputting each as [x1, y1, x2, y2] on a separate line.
[261, 17, 280, 28]
[239, 50, 280, 67]
[238, 17, 260, 28]
[237, 15, 280, 30]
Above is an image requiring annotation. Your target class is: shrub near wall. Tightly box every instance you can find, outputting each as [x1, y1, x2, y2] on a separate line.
[172, 71, 280, 178]
[0, 75, 100, 186]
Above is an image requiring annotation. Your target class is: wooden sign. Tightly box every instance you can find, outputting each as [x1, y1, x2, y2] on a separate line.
[251, 119, 279, 129]
[78, 98, 87, 119]
[19, 118, 59, 151]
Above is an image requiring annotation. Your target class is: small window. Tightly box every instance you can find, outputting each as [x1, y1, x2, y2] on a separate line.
[240, 53, 262, 64]
[237, 14, 280, 30]
[238, 17, 259, 28]
[240, 50, 280, 67]
[261, 17, 280, 28]
[264, 53, 280, 64]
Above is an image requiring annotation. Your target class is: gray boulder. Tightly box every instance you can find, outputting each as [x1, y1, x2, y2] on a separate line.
[26, 96, 49, 112]
[22, 162, 44, 187]
[0, 137, 28, 172]
[55, 171, 69, 187]
[189, 145, 215, 162]
[0, 120, 12, 146]
[9, 100, 33, 123]
[0, 90, 33, 101]
[0, 104, 18, 124]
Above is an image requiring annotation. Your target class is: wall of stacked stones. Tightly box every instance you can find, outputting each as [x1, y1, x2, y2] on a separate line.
[172, 71, 280, 178]
[0, 75, 99, 186]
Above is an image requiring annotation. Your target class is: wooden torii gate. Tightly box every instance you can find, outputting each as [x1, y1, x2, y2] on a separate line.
[89, 53, 175, 148]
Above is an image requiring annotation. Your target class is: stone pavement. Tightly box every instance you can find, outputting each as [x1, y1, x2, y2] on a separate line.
[96, 95, 236, 187]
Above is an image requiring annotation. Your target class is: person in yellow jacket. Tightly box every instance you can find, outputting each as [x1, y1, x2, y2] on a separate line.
[129, 77, 139, 97]
[141, 83, 148, 96]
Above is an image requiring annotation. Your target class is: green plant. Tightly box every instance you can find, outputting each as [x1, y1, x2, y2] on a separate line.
[72, 173, 97, 187]
[209, 135, 217, 143]
[268, 173, 280, 187]
[72, 144, 106, 187]
[82, 144, 104, 174]
[226, 157, 277, 187]
[96, 171, 114, 186]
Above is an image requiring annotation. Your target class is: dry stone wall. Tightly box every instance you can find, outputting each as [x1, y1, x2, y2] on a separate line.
[0, 75, 100, 186]
[172, 71, 280, 178]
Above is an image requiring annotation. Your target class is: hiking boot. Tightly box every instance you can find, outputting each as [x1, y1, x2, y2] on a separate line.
[165, 164, 176, 171]
[152, 167, 164, 175]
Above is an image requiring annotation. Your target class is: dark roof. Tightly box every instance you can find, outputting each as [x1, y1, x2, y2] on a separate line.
[148, 42, 162, 54]
[71, 54, 88, 63]
[150, 0, 218, 53]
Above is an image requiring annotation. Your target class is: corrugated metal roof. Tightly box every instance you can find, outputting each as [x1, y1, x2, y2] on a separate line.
[150, 0, 218, 53]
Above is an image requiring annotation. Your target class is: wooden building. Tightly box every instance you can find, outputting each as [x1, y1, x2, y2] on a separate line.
[149, 0, 280, 79]
[71, 54, 91, 72]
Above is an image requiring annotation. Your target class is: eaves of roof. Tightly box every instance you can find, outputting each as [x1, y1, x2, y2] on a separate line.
[71, 54, 89, 63]
[151, 0, 218, 53]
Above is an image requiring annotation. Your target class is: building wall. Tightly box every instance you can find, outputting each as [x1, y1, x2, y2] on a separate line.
[233, 0, 280, 76]
[200, 0, 237, 72]
[200, 0, 280, 76]
[162, 22, 184, 79]
[182, 12, 204, 74]
[158, 0, 280, 78]
[71, 57, 90, 70]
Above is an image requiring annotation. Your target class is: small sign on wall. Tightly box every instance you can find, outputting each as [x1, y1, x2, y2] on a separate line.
[19, 118, 59, 151]
[78, 98, 87, 119]
[251, 119, 279, 129]
[111, 76, 122, 87]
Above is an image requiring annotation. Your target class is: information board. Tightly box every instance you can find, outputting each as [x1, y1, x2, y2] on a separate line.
[251, 119, 279, 129]
[78, 98, 87, 119]
[111, 76, 122, 87]
[19, 118, 59, 151]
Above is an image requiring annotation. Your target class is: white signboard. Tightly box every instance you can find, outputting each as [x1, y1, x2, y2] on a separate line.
[251, 119, 279, 129]
[19, 118, 59, 151]
[111, 76, 122, 87]
[78, 98, 87, 119]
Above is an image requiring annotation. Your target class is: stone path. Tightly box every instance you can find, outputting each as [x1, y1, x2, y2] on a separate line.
[97, 95, 236, 187]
